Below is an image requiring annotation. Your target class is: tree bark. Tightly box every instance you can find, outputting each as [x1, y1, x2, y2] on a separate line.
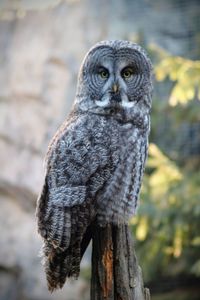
[90, 224, 150, 300]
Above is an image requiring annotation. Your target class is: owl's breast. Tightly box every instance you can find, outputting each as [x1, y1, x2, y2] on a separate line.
[85, 116, 121, 196]
[94, 120, 148, 223]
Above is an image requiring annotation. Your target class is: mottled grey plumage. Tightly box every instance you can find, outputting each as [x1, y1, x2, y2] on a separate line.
[36, 40, 153, 291]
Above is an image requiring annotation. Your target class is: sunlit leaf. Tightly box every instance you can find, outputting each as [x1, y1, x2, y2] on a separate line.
[191, 260, 200, 276]
[136, 216, 148, 241]
[153, 49, 200, 106]
[173, 227, 183, 258]
[191, 237, 200, 246]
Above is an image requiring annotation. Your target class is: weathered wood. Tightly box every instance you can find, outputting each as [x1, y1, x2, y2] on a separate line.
[90, 224, 150, 300]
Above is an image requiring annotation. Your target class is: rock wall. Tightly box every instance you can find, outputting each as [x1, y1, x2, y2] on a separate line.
[0, 1, 199, 299]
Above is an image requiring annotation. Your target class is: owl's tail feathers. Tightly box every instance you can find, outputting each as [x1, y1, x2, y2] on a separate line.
[42, 223, 93, 292]
[42, 241, 80, 292]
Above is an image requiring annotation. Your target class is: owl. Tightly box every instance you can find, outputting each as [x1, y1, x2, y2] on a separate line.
[36, 40, 153, 291]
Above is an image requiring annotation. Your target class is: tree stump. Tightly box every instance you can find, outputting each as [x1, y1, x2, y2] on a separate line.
[90, 224, 150, 300]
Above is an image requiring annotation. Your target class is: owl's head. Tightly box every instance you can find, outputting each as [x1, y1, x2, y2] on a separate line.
[75, 40, 153, 126]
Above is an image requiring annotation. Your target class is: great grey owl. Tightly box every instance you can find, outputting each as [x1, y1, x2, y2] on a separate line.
[36, 40, 153, 291]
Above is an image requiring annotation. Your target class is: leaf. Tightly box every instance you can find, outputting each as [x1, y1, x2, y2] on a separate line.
[191, 237, 200, 246]
[154, 51, 200, 106]
[191, 260, 200, 276]
[136, 216, 148, 241]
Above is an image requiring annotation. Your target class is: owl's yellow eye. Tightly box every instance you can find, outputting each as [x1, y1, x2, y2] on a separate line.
[122, 67, 134, 79]
[99, 68, 109, 79]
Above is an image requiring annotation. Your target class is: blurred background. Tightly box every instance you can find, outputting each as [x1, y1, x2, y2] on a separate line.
[0, 0, 200, 299]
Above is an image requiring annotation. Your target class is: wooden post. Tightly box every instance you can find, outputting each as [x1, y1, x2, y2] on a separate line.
[90, 224, 150, 300]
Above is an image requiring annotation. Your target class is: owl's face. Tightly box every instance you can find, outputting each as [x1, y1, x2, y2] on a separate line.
[76, 40, 153, 126]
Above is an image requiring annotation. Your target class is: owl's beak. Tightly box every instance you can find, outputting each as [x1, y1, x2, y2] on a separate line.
[112, 83, 119, 94]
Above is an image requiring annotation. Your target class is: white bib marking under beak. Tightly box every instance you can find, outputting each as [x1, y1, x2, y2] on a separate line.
[95, 96, 109, 107]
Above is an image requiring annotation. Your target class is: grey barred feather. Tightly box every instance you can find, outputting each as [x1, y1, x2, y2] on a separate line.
[36, 40, 153, 291]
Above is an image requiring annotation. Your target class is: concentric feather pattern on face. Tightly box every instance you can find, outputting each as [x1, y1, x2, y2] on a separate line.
[36, 40, 153, 291]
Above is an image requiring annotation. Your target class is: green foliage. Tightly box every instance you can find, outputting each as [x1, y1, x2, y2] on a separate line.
[150, 44, 200, 106]
[130, 46, 200, 285]
[131, 144, 200, 282]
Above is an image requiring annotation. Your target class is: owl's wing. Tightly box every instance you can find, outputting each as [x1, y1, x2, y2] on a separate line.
[37, 117, 110, 250]
[36, 116, 113, 290]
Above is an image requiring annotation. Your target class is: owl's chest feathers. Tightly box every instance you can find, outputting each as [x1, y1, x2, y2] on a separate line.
[87, 116, 147, 197]
[88, 114, 143, 156]
[101, 116, 146, 155]
[90, 117, 148, 221]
